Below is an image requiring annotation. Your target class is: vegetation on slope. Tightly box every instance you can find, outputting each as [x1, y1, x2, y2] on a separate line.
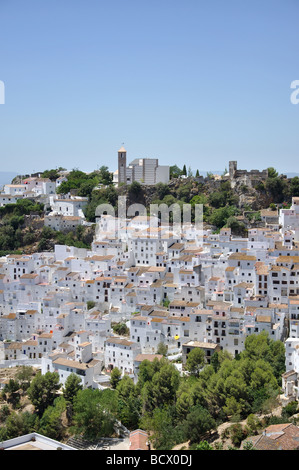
[0, 332, 291, 450]
[2, 164, 299, 252]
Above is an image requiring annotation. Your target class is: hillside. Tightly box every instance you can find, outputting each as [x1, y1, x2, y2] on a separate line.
[1, 167, 299, 254]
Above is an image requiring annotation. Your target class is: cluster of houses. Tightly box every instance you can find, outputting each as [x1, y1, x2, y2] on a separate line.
[0, 173, 89, 231]
[2, 167, 299, 406]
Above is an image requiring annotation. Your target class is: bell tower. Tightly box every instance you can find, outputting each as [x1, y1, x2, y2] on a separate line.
[118, 145, 127, 185]
[229, 161, 237, 179]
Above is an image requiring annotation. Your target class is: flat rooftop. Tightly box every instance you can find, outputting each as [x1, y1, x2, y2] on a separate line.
[1, 433, 75, 450]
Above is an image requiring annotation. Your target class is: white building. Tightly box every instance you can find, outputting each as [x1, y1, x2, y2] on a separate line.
[0, 432, 76, 450]
[1, 195, 299, 396]
[279, 197, 299, 232]
[104, 337, 141, 376]
[44, 214, 83, 231]
[2, 184, 27, 196]
[22, 177, 56, 196]
[116, 146, 169, 185]
[48, 195, 88, 218]
[0, 194, 23, 206]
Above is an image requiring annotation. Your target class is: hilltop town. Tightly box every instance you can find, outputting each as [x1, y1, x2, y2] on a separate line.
[1, 150, 299, 450]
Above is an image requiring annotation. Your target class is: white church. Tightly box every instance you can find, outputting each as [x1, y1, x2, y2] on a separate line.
[114, 146, 170, 186]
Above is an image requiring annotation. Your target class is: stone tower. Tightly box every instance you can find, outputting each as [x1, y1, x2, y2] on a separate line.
[118, 146, 127, 185]
[229, 161, 237, 179]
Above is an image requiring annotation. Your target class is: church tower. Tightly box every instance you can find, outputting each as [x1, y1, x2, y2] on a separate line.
[118, 146, 127, 185]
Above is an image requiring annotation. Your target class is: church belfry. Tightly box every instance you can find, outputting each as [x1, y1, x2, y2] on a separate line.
[118, 146, 127, 184]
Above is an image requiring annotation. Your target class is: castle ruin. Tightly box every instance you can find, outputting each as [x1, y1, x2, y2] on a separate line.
[228, 161, 268, 188]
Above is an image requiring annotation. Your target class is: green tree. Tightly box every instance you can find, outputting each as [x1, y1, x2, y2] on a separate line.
[27, 372, 61, 417]
[116, 376, 141, 429]
[185, 348, 205, 377]
[208, 191, 226, 208]
[155, 183, 170, 199]
[229, 423, 247, 448]
[23, 231, 36, 246]
[112, 322, 129, 336]
[0, 405, 10, 423]
[63, 373, 83, 406]
[210, 351, 221, 373]
[267, 338, 286, 381]
[246, 413, 262, 435]
[56, 168, 107, 196]
[78, 179, 98, 198]
[267, 167, 279, 178]
[290, 176, 299, 197]
[151, 362, 180, 408]
[39, 396, 66, 440]
[183, 405, 216, 444]
[190, 194, 207, 206]
[223, 370, 248, 402]
[41, 169, 60, 181]
[98, 166, 113, 185]
[223, 396, 243, 418]
[170, 165, 182, 179]
[141, 407, 179, 450]
[37, 237, 51, 252]
[249, 361, 278, 392]
[16, 366, 35, 391]
[225, 216, 246, 235]
[208, 206, 238, 229]
[157, 342, 168, 356]
[72, 388, 115, 439]
[195, 441, 214, 450]
[129, 181, 142, 196]
[176, 381, 194, 419]
[97, 388, 119, 415]
[265, 176, 288, 203]
[177, 182, 193, 202]
[84, 192, 110, 222]
[136, 358, 160, 393]
[281, 401, 298, 419]
[0, 411, 38, 441]
[41, 226, 55, 239]
[161, 194, 179, 207]
[110, 367, 122, 389]
[241, 332, 285, 380]
[87, 300, 96, 310]
[141, 360, 180, 412]
[15, 198, 44, 215]
[2, 379, 21, 408]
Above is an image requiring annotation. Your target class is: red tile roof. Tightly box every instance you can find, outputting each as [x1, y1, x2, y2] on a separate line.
[129, 430, 150, 450]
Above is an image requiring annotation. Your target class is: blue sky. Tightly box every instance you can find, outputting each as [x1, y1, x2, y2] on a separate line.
[0, 0, 299, 175]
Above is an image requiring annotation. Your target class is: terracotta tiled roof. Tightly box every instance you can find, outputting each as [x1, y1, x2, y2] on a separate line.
[265, 423, 299, 450]
[241, 434, 281, 450]
[129, 430, 150, 450]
